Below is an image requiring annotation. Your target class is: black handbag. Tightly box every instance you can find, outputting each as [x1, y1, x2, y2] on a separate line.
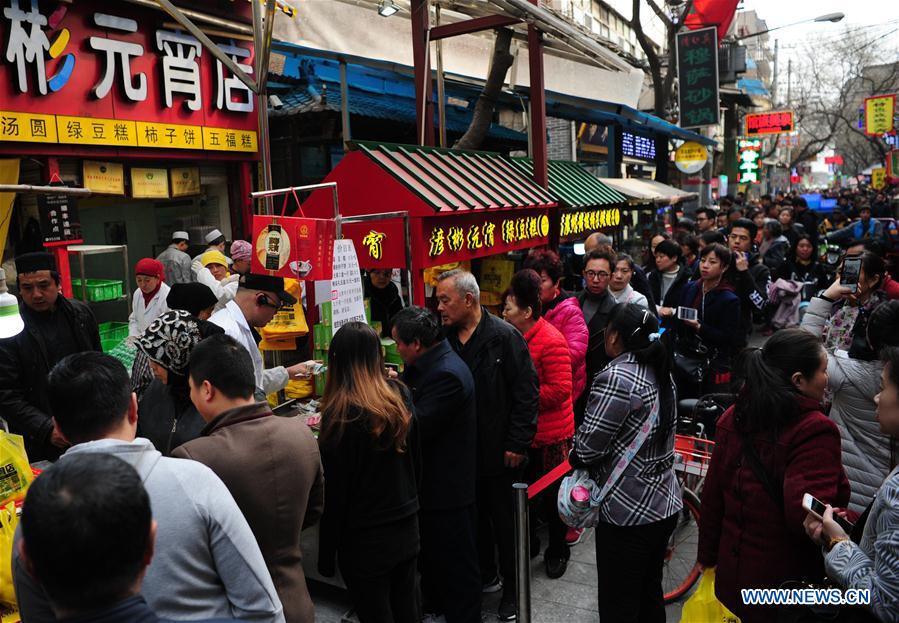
[672, 337, 712, 387]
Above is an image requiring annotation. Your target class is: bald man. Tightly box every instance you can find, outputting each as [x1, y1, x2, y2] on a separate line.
[583, 233, 655, 313]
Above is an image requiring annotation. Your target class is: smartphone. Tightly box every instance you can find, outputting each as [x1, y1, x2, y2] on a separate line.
[677, 306, 698, 321]
[840, 255, 862, 293]
[802, 493, 854, 533]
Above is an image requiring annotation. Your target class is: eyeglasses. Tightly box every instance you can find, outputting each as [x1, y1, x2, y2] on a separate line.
[584, 270, 610, 280]
[258, 294, 282, 309]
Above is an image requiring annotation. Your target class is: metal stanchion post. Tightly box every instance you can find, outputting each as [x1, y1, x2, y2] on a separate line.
[513, 482, 531, 623]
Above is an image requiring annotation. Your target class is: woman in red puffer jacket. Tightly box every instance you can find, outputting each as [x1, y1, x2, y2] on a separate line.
[524, 250, 589, 405]
[502, 269, 574, 580]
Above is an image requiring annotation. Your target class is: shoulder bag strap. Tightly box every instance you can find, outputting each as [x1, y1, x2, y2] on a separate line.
[591, 395, 662, 507]
[741, 433, 785, 512]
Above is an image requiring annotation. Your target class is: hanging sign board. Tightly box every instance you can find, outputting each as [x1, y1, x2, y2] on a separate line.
[329, 239, 367, 336]
[676, 26, 720, 128]
[251, 215, 336, 281]
[864, 95, 896, 136]
[131, 167, 169, 198]
[38, 190, 82, 244]
[170, 167, 201, 197]
[83, 160, 124, 195]
[745, 111, 794, 136]
[889, 150, 899, 178]
[342, 219, 407, 270]
[675, 141, 709, 174]
[872, 167, 887, 190]
[738, 138, 762, 184]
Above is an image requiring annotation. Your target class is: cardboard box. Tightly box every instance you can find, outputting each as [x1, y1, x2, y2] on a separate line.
[313, 324, 332, 351]
[364, 298, 371, 323]
[370, 321, 383, 337]
[480, 257, 516, 294]
[314, 371, 327, 397]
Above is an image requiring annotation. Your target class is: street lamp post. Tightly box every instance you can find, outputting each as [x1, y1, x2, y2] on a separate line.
[735, 12, 844, 41]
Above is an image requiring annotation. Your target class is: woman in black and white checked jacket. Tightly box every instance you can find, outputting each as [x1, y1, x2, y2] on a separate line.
[571, 303, 681, 623]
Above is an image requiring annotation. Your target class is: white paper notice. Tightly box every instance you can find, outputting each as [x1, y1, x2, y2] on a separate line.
[329, 239, 367, 336]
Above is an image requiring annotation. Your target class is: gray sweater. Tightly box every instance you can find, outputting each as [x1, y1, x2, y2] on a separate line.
[13, 438, 285, 623]
[801, 297, 894, 512]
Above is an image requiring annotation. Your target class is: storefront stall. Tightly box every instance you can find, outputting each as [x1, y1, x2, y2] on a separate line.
[302, 141, 557, 308]
[0, 0, 260, 323]
[601, 178, 698, 261]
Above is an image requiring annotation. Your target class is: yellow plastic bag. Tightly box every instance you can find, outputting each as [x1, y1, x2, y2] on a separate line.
[680, 568, 740, 623]
[0, 501, 18, 607]
[0, 431, 32, 507]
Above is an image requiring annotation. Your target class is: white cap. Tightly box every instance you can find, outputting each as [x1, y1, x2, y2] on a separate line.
[205, 229, 225, 244]
[172, 231, 189, 241]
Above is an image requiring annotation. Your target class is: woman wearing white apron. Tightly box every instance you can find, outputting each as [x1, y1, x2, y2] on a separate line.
[128, 258, 170, 338]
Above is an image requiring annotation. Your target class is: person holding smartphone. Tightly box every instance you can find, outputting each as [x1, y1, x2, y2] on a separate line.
[803, 345, 899, 623]
[726, 218, 771, 344]
[813, 251, 887, 354]
[672, 244, 743, 395]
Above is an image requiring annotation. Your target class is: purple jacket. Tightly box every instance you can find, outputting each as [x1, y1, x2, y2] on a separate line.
[543, 295, 589, 403]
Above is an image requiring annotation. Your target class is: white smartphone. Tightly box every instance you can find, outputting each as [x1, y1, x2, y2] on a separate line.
[677, 306, 698, 321]
[802, 493, 854, 533]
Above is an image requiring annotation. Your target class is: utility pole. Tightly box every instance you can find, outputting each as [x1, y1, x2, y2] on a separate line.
[787, 58, 793, 188]
[771, 39, 778, 104]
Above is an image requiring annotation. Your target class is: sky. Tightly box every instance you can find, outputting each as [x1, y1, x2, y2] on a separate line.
[740, 0, 899, 66]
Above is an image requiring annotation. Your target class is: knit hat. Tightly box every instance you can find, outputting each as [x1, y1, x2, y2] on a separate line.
[166, 283, 218, 317]
[135, 258, 164, 281]
[136, 310, 201, 375]
[229, 239, 252, 262]
[201, 250, 229, 269]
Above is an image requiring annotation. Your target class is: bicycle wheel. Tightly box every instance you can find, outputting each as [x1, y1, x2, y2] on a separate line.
[663, 488, 702, 604]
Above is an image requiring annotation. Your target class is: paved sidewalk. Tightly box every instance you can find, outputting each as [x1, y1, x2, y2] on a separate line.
[309, 526, 692, 622]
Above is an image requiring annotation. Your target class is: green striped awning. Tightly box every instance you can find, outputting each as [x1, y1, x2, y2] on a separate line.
[350, 141, 557, 213]
[508, 158, 626, 209]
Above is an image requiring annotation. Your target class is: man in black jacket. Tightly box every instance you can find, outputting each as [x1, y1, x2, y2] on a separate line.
[792, 196, 819, 248]
[436, 269, 538, 621]
[0, 253, 100, 461]
[394, 306, 480, 623]
[726, 219, 770, 344]
[577, 250, 617, 391]
[584, 232, 656, 310]
[647, 240, 692, 328]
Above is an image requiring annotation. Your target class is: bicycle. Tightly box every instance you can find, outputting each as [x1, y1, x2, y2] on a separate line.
[662, 393, 732, 604]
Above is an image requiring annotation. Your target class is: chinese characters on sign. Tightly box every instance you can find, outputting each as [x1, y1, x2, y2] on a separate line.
[0, 1, 258, 152]
[427, 214, 548, 259]
[738, 138, 762, 184]
[37, 191, 81, 244]
[329, 240, 367, 336]
[560, 209, 621, 238]
[362, 230, 386, 260]
[676, 26, 719, 128]
[872, 168, 886, 190]
[864, 95, 896, 136]
[619, 132, 656, 161]
[745, 111, 794, 136]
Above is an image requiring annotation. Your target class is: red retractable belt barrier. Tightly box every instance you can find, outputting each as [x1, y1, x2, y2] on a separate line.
[526, 459, 571, 500]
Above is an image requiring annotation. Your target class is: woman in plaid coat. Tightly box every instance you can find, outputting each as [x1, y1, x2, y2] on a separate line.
[572, 303, 681, 623]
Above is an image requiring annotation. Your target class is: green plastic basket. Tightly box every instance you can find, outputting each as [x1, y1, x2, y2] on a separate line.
[98, 322, 128, 352]
[71, 278, 124, 302]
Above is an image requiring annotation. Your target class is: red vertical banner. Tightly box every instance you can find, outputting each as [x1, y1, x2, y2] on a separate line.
[251, 215, 336, 281]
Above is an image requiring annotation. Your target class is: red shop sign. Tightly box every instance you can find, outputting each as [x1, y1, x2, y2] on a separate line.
[414, 209, 550, 269]
[342, 219, 407, 270]
[0, 1, 257, 153]
[251, 215, 337, 282]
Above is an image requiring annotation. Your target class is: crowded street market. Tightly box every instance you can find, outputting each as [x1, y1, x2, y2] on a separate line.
[0, 1, 898, 622]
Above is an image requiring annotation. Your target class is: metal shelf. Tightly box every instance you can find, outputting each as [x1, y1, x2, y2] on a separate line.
[66, 245, 132, 315]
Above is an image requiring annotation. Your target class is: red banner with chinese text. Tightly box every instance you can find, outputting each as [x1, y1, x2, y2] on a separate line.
[414, 209, 550, 269]
[251, 215, 336, 281]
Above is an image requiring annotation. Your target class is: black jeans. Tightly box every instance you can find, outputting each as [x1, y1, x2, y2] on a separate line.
[342, 555, 421, 623]
[420, 504, 482, 622]
[525, 447, 569, 559]
[476, 470, 519, 598]
[595, 513, 678, 623]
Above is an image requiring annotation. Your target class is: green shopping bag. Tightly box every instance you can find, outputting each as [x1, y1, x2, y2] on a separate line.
[680, 568, 740, 623]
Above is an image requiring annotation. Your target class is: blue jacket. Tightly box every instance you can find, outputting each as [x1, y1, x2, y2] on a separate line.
[402, 339, 477, 510]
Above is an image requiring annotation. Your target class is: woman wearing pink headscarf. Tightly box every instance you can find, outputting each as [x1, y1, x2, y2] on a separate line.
[128, 258, 170, 337]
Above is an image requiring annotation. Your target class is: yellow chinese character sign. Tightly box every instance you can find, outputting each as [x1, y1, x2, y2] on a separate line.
[425, 213, 550, 260]
[865, 95, 895, 136]
[872, 168, 886, 190]
[362, 230, 386, 260]
[560, 209, 621, 238]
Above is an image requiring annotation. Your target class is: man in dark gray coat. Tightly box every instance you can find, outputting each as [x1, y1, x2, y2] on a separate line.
[437, 269, 538, 621]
